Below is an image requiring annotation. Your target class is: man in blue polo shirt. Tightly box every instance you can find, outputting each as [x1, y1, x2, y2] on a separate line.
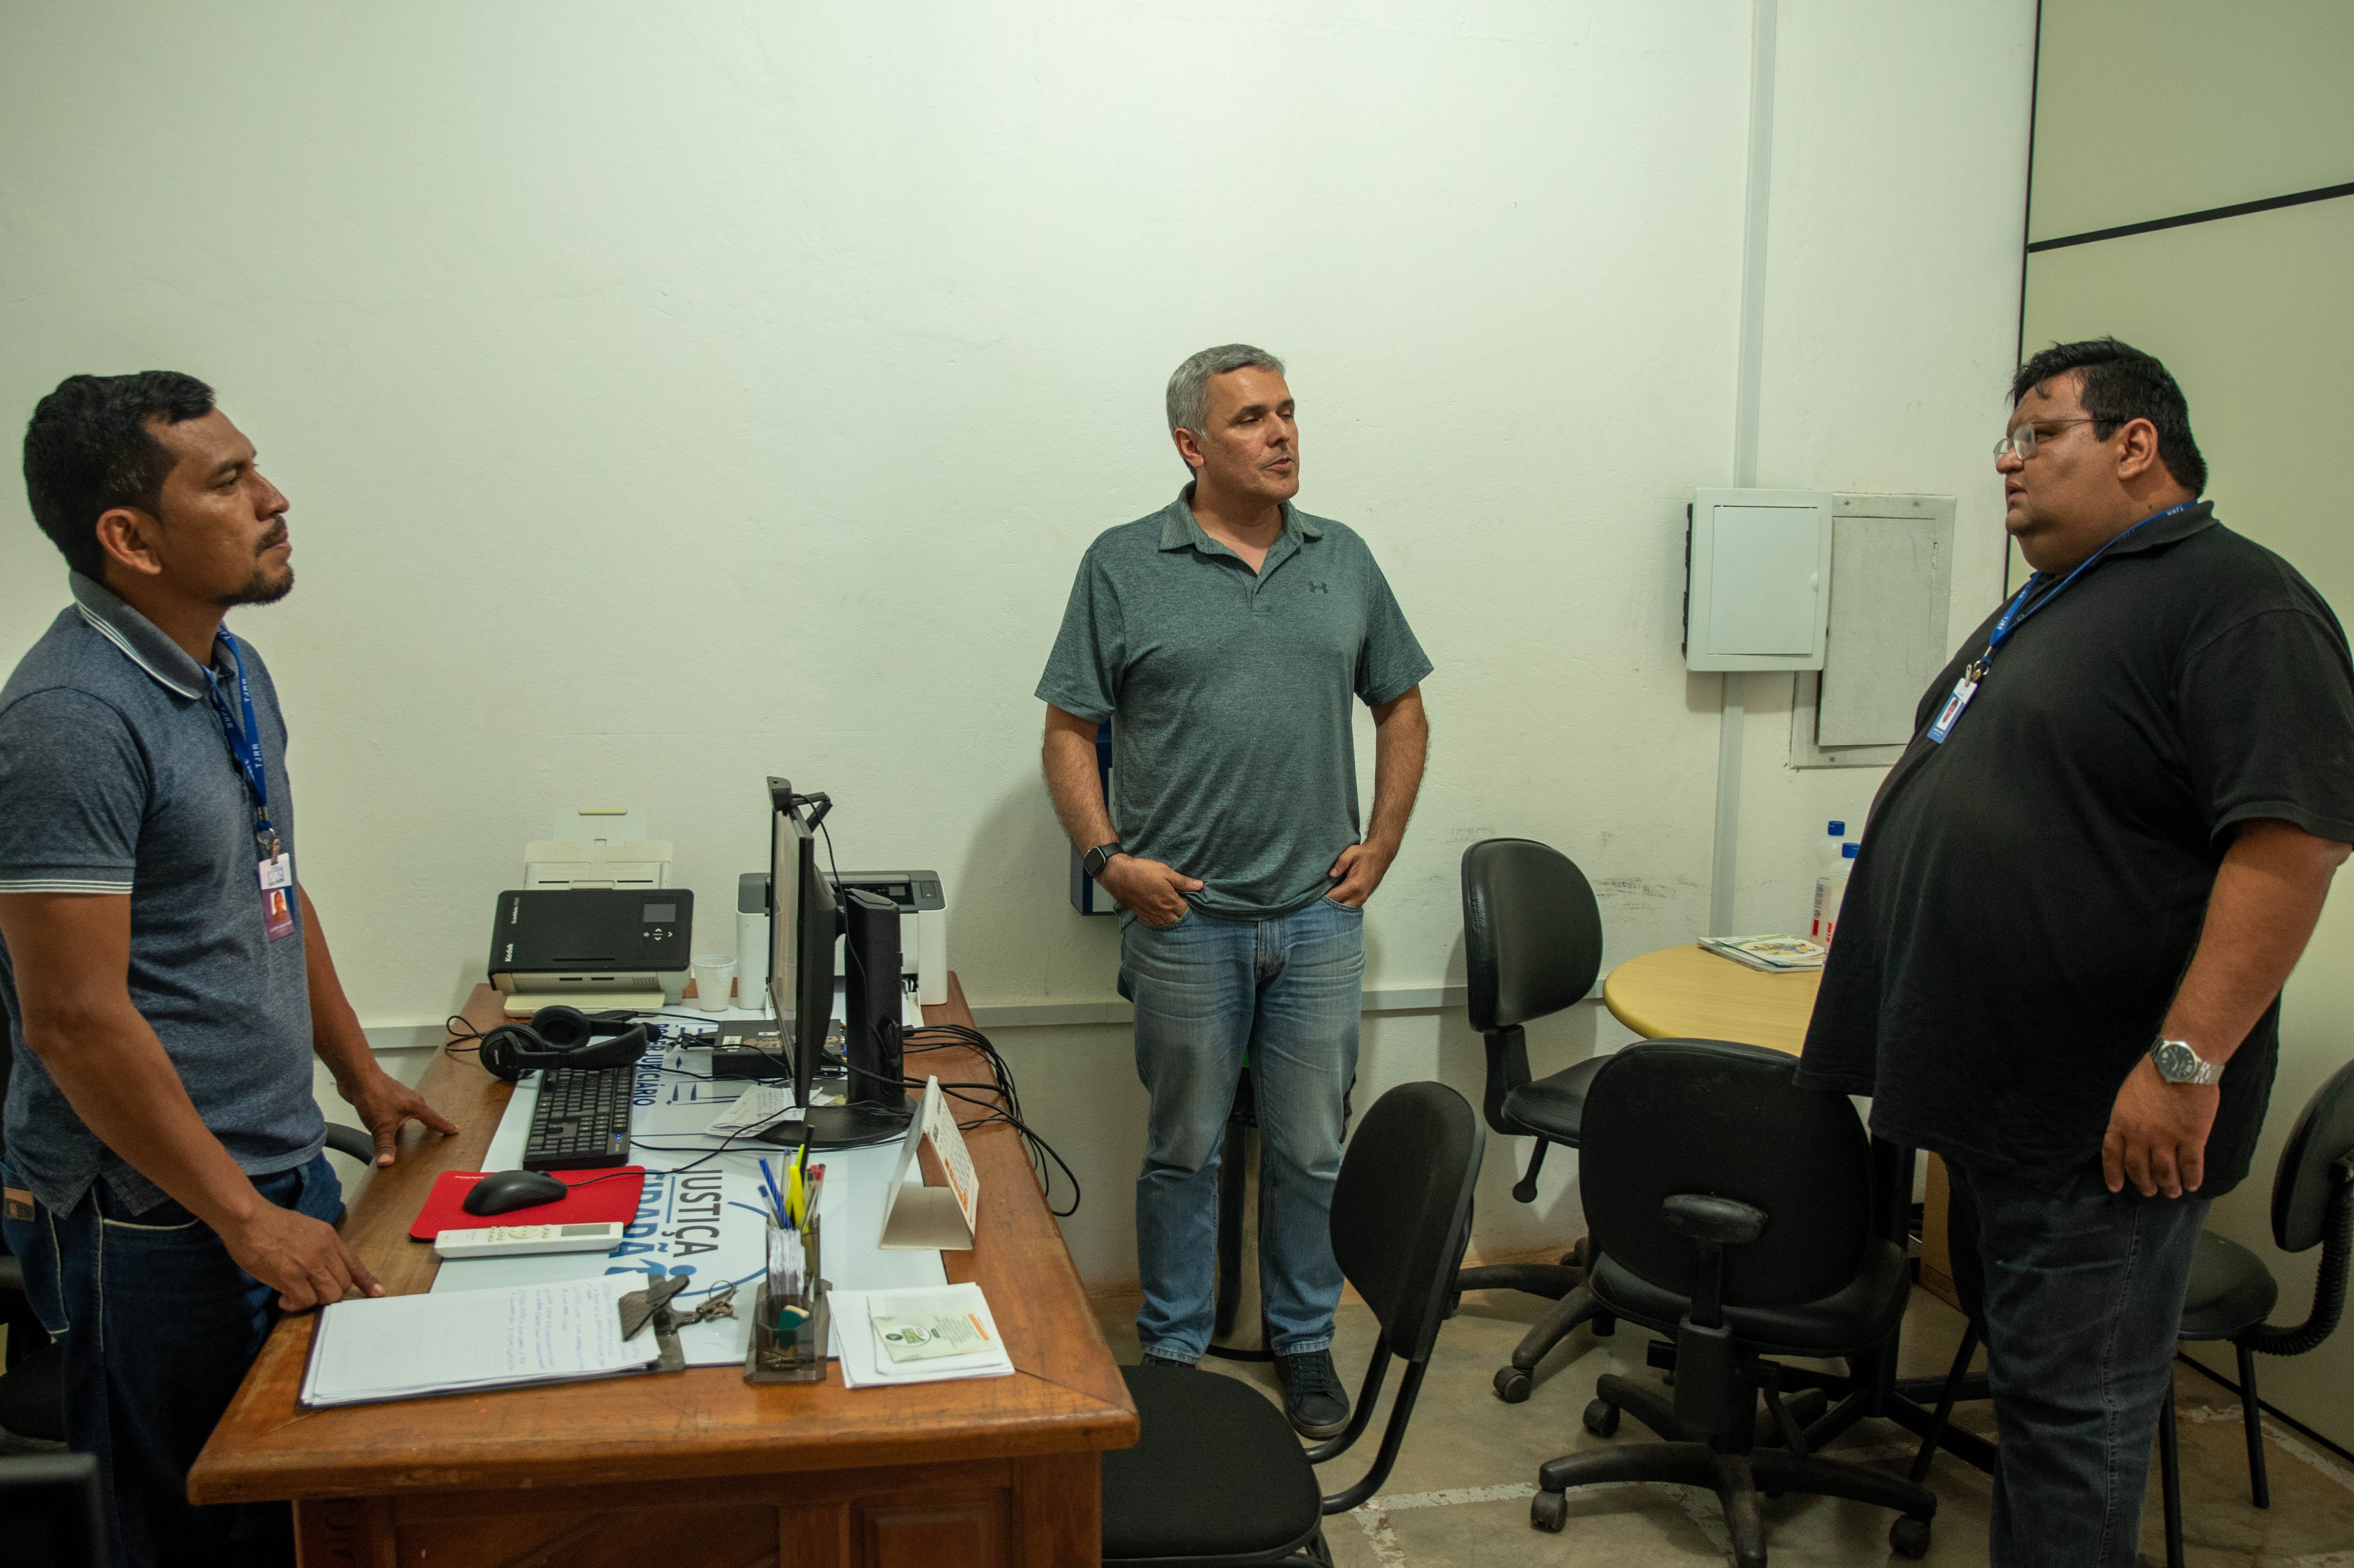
[1038, 344, 1431, 1439]
[0, 371, 455, 1567]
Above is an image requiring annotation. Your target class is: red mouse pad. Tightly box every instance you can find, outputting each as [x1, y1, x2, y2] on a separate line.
[408, 1167, 647, 1241]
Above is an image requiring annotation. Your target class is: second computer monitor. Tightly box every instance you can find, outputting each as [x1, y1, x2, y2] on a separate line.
[767, 794, 822, 1055]
[765, 780, 903, 1148]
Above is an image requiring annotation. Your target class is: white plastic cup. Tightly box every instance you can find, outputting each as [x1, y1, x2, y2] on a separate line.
[691, 953, 737, 1013]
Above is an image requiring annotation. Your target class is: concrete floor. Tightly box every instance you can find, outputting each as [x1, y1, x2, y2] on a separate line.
[1092, 1285, 2354, 1567]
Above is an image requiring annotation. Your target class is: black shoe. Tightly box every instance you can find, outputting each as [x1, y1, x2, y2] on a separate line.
[1275, 1348, 1350, 1439]
[1140, 1353, 1195, 1370]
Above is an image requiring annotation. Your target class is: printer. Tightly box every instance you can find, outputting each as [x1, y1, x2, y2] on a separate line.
[737, 868, 947, 1007]
[837, 870, 948, 1006]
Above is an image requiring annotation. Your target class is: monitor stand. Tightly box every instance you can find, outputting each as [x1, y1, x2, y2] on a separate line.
[756, 1100, 912, 1152]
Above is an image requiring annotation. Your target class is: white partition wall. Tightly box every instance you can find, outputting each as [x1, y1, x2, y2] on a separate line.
[2023, 0, 2354, 1452]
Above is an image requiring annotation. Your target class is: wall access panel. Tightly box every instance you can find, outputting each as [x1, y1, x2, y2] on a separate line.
[1790, 494, 1957, 768]
[1684, 489, 1836, 671]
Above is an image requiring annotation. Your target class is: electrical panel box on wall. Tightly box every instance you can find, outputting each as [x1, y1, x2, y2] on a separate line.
[1683, 488, 1836, 671]
[1791, 493, 1957, 768]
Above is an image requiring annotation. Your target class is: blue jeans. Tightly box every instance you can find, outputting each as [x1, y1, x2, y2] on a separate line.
[1120, 897, 1363, 1362]
[3, 1152, 342, 1568]
[1945, 1160, 2209, 1568]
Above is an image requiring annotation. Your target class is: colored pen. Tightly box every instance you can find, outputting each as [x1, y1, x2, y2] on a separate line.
[757, 1158, 788, 1226]
[802, 1165, 825, 1232]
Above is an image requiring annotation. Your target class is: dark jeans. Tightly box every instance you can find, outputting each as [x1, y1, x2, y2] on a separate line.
[1945, 1159, 2208, 1568]
[2, 1152, 342, 1568]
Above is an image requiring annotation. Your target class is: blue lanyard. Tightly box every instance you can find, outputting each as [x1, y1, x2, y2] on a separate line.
[1969, 501, 2197, 677]
[204, 631, 274, 844]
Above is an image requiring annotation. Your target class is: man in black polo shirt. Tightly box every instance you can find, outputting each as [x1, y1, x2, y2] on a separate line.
[0, 372, 455, 1566]
[1798, 338, 2354, 1568]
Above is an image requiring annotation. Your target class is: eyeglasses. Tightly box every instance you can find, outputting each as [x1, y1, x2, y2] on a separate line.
[1993, 417, 2109, 460]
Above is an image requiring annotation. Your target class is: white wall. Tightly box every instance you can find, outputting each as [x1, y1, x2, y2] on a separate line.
[0, 1, 2034, 1284]
[2022, 0, 2354, 1452]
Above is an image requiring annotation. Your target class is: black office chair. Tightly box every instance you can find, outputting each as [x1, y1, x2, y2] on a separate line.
[0, 1451, 106, 1567]
[2156, 1058, 2351, 1568]
[1102, 1081, 1484, 1566]
[1448, 837, 1613, 1403]
[0, 1116, 376, 1448]
[1532, 1038, 1937, 1566]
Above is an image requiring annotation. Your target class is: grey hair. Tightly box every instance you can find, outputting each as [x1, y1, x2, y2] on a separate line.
[1165, 343, 1286, 438]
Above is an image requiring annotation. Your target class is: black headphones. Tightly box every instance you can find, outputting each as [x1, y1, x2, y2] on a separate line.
[478, 1005, 651, 1082]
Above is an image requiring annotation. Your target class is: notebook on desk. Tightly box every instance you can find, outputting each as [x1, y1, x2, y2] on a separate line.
[301, 1275, 660, 1408]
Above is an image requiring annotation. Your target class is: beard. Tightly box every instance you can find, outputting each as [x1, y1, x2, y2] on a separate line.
[223, 559, 295, 607]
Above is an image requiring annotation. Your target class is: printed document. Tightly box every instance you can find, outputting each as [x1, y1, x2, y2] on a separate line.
[302, 1274, 656, 1407]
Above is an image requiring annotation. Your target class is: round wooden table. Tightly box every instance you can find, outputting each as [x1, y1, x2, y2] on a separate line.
[1601, 942, 1822, 1055]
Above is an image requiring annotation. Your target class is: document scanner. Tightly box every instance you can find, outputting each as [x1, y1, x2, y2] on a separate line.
[488, 889, 695, 1015]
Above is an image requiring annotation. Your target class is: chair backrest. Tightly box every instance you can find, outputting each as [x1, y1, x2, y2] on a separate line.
[1581, 1038, 1872, 1308]
[1332, 1081, 1485, 1363]
[1461, 839, 1604, 1034]
[2273, 1055, 2354, 1254]
[0, 1451, 106, 1568]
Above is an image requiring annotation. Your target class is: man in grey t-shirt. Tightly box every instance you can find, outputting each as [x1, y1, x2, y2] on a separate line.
[1038, 345, 1430, 1437]
[0, 372, 454, 1567]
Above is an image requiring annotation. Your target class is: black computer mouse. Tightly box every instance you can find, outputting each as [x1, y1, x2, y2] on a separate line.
[462, 1169, 569, 1217]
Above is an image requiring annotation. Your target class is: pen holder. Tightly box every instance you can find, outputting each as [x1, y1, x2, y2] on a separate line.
[744, 1215, 828, 1384]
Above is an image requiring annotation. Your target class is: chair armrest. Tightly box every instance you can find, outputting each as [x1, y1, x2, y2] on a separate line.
[0, 1255, 22, 1294]
[1663, 1193, 1766, 1247]
[322, 1123, 377, 1163]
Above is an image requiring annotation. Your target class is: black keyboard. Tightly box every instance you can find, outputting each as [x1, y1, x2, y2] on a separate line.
[521, 1065, 636, 1171]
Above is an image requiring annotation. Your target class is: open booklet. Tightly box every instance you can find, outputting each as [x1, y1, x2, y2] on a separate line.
[831, 1282, 1013, 1389]
[301, 1274, 659, 1408]
[1697, 934, 1826, 972]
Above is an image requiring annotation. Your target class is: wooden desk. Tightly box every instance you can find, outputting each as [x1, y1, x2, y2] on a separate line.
[190, 978, 1136, 1568]
[1601, 944, 1957, 1309]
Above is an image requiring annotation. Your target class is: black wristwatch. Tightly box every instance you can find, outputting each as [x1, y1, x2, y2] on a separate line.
[1083, 841, 1124, 880]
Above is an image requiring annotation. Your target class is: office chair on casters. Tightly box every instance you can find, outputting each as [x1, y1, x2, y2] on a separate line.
[1447, 837, 1614, 1403]
[0, 1120, 378, 1448]
[0, 1451, 105, 1568]
[1102, 1081, 1484, 1567]
[2161, 1058, 2350, 1568]
[1533, 1039, 1937, 1567]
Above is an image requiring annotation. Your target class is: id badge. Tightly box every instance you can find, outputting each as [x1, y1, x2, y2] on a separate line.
[259, 850, 296, 941]
[1925, 674, 1978, 744]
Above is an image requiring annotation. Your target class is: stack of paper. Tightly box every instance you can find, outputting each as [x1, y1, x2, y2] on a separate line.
[703, 1081, 845, 1137]
[832, 1283, 1014, 1388]
[1698, 934, 1827, 972]
[301, 1275, 659, 1408]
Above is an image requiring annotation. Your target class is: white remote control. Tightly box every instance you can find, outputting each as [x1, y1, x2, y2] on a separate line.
[433, 1222, 626, 1260]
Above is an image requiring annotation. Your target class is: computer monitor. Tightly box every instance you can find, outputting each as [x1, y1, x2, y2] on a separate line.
[767, 781, 809, 1040]
[765, 778, 909, 1150]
